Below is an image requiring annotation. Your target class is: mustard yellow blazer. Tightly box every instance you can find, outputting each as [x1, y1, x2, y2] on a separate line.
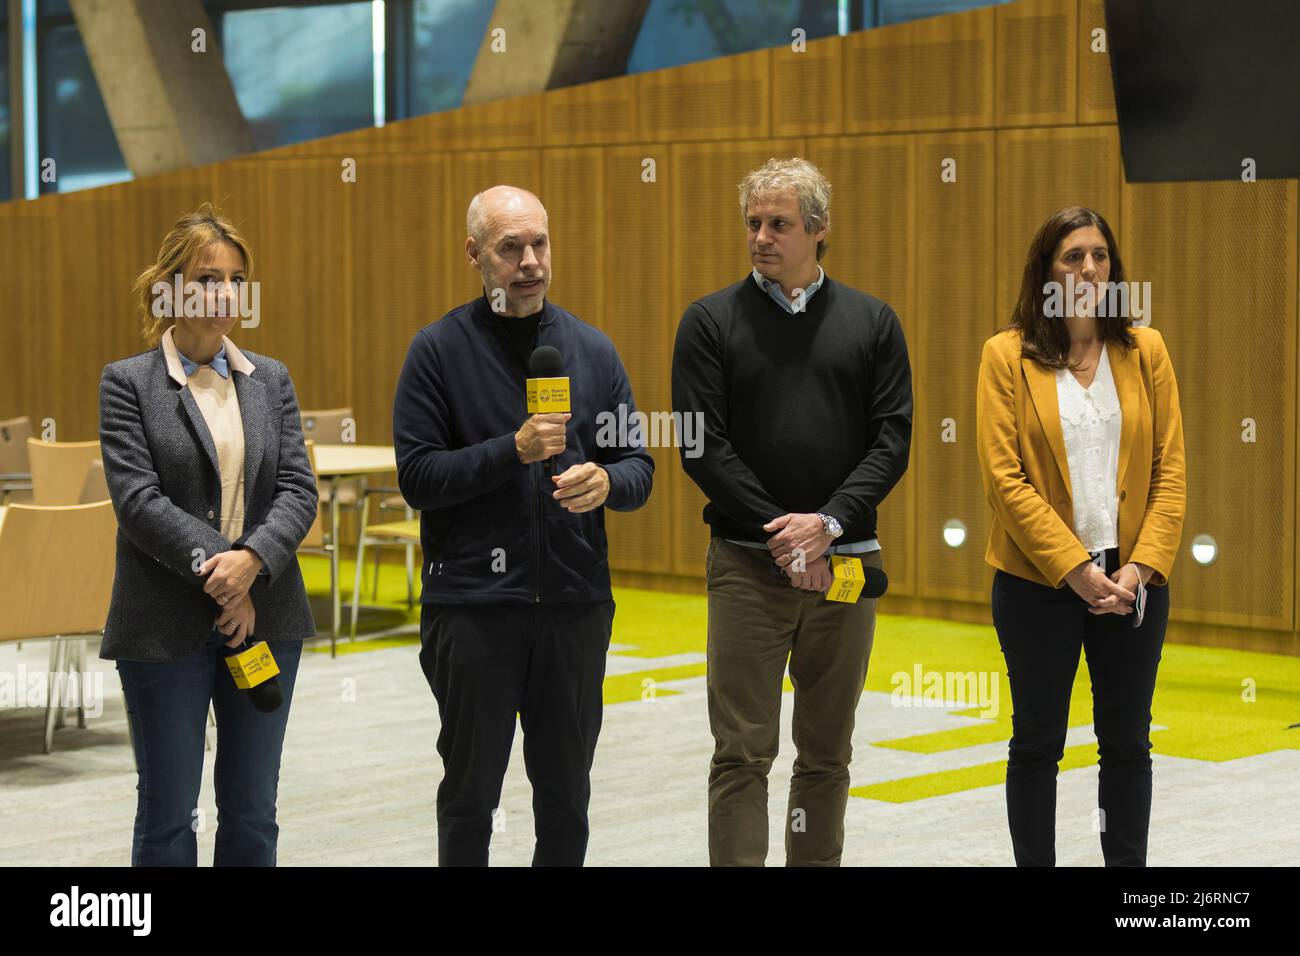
[975, 325, 1186, 589]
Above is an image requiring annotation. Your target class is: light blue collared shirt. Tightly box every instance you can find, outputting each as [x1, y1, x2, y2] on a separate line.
[176, 343, 231, 379]
[751, 264, 825, 314]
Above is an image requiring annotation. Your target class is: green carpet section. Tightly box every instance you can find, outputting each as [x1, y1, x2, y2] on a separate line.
[298, 557, 1300, 801]
[849, 744, 1102, 803]
[299, 555, 421, 655]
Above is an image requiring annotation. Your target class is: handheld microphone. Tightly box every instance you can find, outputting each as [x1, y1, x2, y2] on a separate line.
[221, 638, 284, 713]
[860, 565, 889, 599]
[825, 556, 889, 603]
[527, 346, 569, 478]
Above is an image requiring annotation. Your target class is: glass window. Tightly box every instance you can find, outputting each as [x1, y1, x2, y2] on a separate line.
[404, 0, 494, 117]
[628, 0, 840, 74]
[875, 0, 1011, 28]
[37, 0, 131, 194]
[36, 24, 129, 195]
[1, 6, 10, 202]
[215, 1, 376, 151]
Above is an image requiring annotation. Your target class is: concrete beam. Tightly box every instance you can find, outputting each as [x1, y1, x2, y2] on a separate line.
[69, 0, 251, 177]
[462, 0, 650, 106]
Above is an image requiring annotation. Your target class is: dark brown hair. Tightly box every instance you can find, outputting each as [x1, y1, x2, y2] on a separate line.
[1007, 206, 1134, 369]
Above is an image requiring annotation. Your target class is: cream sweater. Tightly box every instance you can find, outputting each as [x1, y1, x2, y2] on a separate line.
[186, 366, 247, 541]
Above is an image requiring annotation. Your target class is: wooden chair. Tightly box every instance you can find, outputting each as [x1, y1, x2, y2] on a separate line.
[0, 501, 116, 752]
[79, 458, 109, 504]
[350, 517, 421, 641]
[0, 416, 34, 504]
[27, 438, 102, 506]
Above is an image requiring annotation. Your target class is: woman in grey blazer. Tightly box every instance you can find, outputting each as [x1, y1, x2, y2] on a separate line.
[98, 204, 318, 866]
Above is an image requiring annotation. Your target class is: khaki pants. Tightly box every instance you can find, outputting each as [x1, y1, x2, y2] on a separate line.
[705, 538, 881, 866]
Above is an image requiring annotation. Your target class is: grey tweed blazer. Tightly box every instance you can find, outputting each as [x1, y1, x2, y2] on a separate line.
[98, 342, 319, 661]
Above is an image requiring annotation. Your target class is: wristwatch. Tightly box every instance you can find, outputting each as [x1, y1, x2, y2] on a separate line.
[816, 513, 843, 539]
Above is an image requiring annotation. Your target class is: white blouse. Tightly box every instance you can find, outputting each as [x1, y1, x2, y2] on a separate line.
[1056, 343, 1122, 553]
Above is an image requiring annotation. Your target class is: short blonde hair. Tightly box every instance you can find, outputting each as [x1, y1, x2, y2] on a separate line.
[132, 202, 254, 346]
[738, 157, 832, 259]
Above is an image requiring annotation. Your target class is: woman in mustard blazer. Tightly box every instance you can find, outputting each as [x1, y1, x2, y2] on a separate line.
[976, 206, 1186, 867]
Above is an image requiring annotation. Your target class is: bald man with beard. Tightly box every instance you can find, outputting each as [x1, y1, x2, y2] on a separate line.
[393, 186, 654, 866]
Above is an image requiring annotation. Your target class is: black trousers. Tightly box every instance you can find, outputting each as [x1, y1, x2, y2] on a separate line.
[991, 549, 1169, 867]
[418, 599, 614, 866]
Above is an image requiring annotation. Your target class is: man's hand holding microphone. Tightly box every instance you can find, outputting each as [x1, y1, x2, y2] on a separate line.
[515, 412, 610, 514]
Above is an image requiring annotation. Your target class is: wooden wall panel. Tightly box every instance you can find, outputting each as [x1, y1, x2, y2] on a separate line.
[996, 0, 1077, 128]
[914, 131, 996, 603]
[1078, 0, 1117, 124]
[772, 34, 842, 138]
[669, 138, 804, 577]
[126, 165, 221, 302]
[599, 146, 673, 575]
[806, 134, 917, 596]
[350, 154, 449, 448]
[209, 158, 265, 273]
[0, 200, 63, 439]
[995, 125, 1122, 325]
[1122, 179, 1298, 631]
[543, 74, 639, 147]
[638, 49, 770, 143]
[413, 94, 545, 152]
[444, 150, 543, 309]
[216, 160, 353, 414]
[48, 185, 134, 441]
[283, 114, 429, 159]
[844, 7, 994, 134]
[541, 148, 604, 330]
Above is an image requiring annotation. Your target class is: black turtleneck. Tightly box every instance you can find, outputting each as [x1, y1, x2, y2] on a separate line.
[477, 289, 543, 369]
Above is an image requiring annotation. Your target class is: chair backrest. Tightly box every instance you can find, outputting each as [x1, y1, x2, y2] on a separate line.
[300, 408, 354, 444]
[79, 458, 109, 503]
[27, 438, 103, 506]
[300, 440, 324, 548]
[0, 416, 34, 475]
[0, 501, 117, 641]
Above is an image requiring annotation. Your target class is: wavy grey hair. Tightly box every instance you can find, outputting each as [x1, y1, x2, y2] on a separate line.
[738, 157, 832, 260]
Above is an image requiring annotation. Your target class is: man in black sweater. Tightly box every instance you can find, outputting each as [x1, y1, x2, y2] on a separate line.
[394, 185, 654, 866]
[671, 158, 912, 866]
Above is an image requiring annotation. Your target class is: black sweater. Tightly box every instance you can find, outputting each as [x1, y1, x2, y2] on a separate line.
[671, 273, 912, 544]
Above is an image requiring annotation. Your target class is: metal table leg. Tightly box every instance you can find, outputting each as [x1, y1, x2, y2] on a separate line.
[330, 475, 340, 658]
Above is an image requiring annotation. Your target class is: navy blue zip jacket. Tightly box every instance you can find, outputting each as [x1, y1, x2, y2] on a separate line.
[393, 292, 654, 605]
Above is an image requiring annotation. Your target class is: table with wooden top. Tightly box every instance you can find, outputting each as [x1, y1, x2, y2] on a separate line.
[311, 444, 403, 656]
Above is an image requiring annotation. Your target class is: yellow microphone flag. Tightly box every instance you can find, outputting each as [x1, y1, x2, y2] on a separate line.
[826, 555, 865, 603]
[526, 376, 571, 414]
[225, 641, 280, 689]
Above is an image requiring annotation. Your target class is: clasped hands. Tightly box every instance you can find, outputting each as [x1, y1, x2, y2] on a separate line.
[198, 549, 263, 647]
[1065, 559, 1152, 616]
[764, 513, 836, 592]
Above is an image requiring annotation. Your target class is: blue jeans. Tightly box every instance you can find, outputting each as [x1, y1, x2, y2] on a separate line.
[115, 631, 303, 866]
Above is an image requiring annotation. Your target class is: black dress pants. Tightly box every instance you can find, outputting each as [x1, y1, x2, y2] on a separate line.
[419, 599, 614, 867]
[991, 549, 1169, 867]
